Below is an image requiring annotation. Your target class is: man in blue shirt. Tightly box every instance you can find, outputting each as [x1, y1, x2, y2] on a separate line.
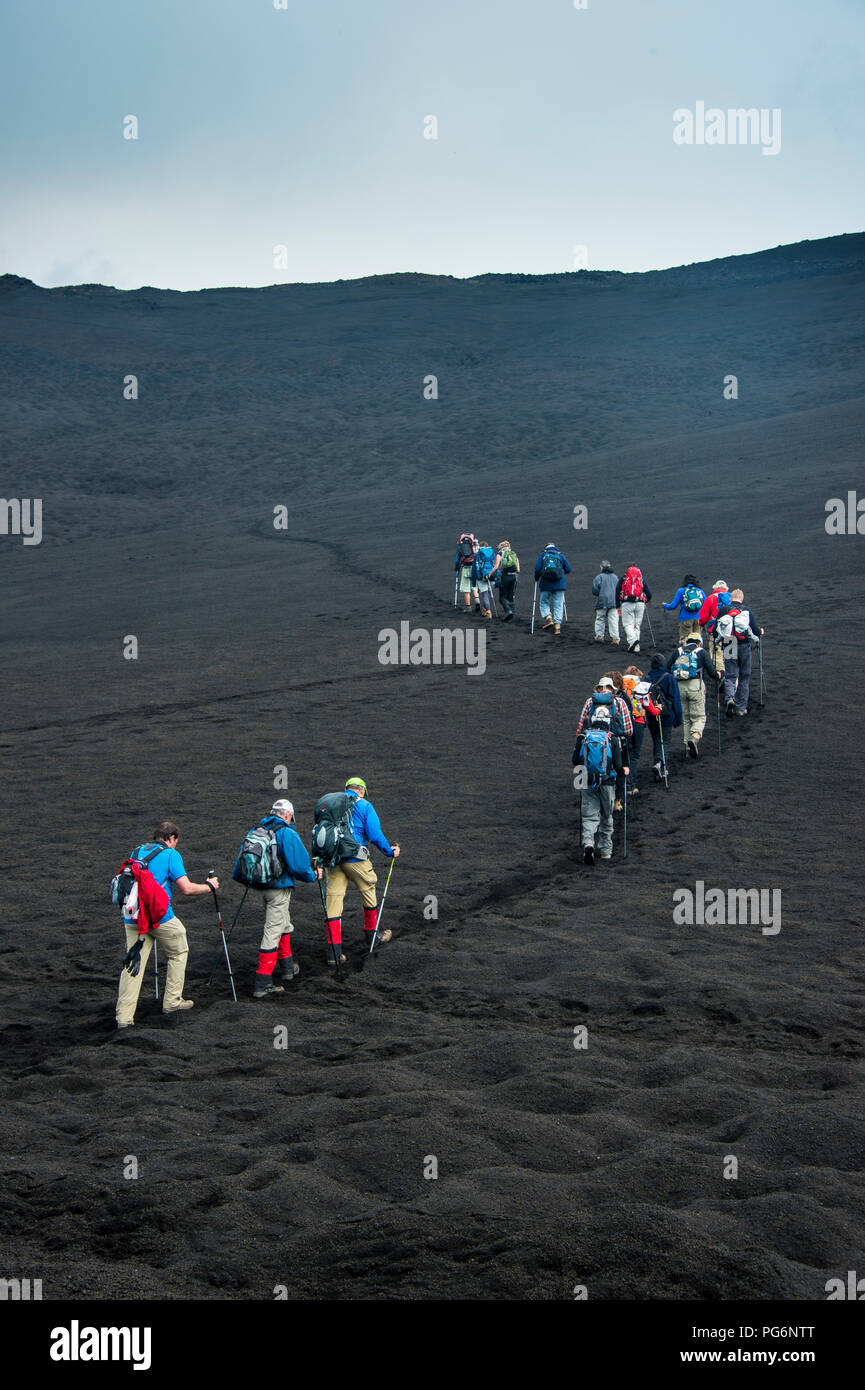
[322, 777, 400, 963]
[535, 543, 571, 635]
[116, 821, 218, 1027]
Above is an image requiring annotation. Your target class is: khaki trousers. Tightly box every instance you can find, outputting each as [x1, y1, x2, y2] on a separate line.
[678, 618, 701, 640]
[325, 859, 378, 916]
[680, 680, 707, 745]
[116, 916, 188, 1024]
[260, 888, 293, 949]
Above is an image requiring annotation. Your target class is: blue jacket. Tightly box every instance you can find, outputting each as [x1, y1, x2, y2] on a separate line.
[663, 585, 706, 621]
[647, 667, 683, 729]
[259, 815, 317, 888]
[534, 546, 571, 592]
[345, 791, 393, 862]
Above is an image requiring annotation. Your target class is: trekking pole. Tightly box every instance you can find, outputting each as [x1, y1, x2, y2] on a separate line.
[490, 586, 498, 618]
[759, 640, 765, 706]
[317, 870, 341, 975]
[453, 574, 458, 608]
[563, 597, 569, 624]
[531, 581, 538, 634]
[207, 875, 237, 1003]
[659, 722, 670, 790]
[369, 858, 395, 955]
[206, 886, 248, 986]
[623, 774, 628, 858]
[645, 607, 656, 647]
[153, 941, 159, 999]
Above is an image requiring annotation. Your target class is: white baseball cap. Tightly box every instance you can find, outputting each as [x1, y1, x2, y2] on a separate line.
[271, 799, 294, 815]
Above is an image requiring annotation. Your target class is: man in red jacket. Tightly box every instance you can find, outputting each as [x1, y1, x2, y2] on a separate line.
[115, 821, 218, 1028]
[698, 580, 731, 675]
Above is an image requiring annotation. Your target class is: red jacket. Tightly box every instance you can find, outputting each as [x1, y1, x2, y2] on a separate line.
[126, 860, 170, 936]
[698, 590, 728, 628]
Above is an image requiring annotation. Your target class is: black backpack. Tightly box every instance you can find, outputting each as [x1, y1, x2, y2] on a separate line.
[311, 793, 361, 868]
[540, 550, 564, 582]
[458, 537, 474, 566]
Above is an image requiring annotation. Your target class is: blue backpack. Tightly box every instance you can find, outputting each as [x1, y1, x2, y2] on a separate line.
[672, 646, 701, 681]
[476, 546, 495, 578]
[540, 550, 564, 582]
[682, 583, 703, 612]
[580, 695, 616, 788]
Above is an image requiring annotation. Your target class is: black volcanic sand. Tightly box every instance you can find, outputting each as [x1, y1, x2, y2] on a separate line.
[1, 236, 865, 1299]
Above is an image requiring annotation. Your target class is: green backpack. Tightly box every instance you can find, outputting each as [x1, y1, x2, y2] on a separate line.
[500, 547, 519, 572]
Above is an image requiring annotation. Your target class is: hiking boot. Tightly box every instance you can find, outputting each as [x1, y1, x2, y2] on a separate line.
[609, 639, 620, 647]
[632, 641, 640, 654]
[542, 617, 554, 630]
[726, 699, 735, 718]
[736, 708, 748, 717]
[367, 928, 392, 946]
[474, 602, 481, 613]
[252, 974, 284, 998]
[653, 762, 662, 782]
[599, 849, 612, 860]
[279, 960, 300, 981]
[116, 1021, 134, 1029]
[583, 845, 595, 865]
[593, 636, 604, 643]
[482, 609, 492, 619]
[503, 612, 514, 622]
[614, 798, 623, 812]
[326, 951, 348, 965]
[687, 739, 699, 759]
[553, 623, 561, 635]
[163, 999, 194, 1014]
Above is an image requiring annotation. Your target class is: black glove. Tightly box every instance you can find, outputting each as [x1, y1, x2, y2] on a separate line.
[123, 937, 144, 977]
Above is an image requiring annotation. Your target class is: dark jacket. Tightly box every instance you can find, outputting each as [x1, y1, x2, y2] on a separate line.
[666, 644, 720, 687]
[647, 663, 683, 728]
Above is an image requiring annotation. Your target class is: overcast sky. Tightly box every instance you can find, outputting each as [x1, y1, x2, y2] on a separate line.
[1, 0, 863, 289]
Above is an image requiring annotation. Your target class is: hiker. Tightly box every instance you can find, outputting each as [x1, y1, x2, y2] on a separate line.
[616, 565, 652, 653]
[497, 540, 520, 621]
[115, 822, 218, 1028]
[233, 799, 322, 999]
[454, 533, 479, 611]
[622, 666, 647, 795]
[471, 540, 500, 619]
[666, 634, 721, 757]
[662, 574, 705, 642]
[534, 542, 571, 634]
[641, 654, 683, 782]
[600, 670, 631, 811]
[592, 560, 620, 644]
[698, 580, 733, 675]
[318, 776, 400, 963]
[716, 588, 763, 717]
[573, 677, 628, 864]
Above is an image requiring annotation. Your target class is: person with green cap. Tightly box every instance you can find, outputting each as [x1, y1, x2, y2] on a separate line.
[321, 777, 400, 963]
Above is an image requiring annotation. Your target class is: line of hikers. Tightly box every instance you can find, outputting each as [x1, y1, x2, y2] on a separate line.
[112, 776, 400, 1026]
[572, 579, 765, 863]
[455, 537, 659, 647]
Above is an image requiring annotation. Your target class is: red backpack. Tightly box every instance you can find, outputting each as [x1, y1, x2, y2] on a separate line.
[621, 566, 645, 601]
